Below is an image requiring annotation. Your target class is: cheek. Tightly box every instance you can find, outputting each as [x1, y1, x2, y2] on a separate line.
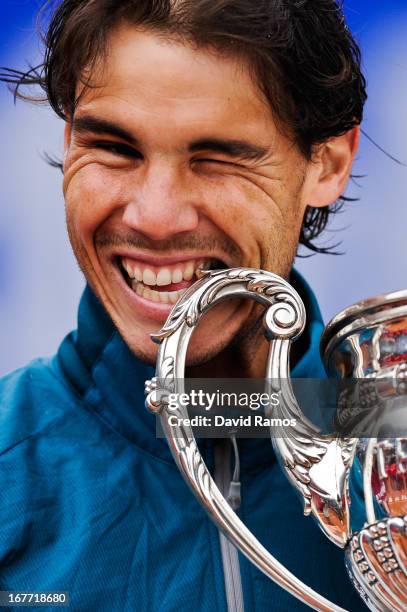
[214, 174, 305, 272]
[201, 179, 271, 265]
[64, 165, 124, 242]
[202, 179, 280, 265]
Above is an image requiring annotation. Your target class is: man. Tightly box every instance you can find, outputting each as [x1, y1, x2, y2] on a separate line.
[0, 1, 367, 610]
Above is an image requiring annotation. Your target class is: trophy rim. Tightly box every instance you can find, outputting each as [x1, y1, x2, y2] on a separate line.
[320, 288, 407, 370]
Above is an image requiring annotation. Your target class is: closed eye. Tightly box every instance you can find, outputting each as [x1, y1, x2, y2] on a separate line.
[94, 141, 143, 159]
[194, 158, 241, 167]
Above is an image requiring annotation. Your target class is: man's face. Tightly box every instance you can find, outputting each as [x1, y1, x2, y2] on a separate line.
[63, 25, 319, 365]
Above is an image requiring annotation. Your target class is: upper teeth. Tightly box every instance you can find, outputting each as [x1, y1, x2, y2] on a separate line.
[122, 258, 210, 287]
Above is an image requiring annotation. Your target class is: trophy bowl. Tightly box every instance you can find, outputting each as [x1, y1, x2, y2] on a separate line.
[145, 269, 407, 611]
[321, 289, 407, 611]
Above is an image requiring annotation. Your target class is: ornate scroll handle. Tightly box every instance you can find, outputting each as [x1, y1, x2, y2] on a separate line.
[267, 337, 356, 548]
[145, 268, 348, 612]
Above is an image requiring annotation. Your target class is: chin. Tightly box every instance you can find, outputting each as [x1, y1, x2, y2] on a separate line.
[122, 331, 233, 368]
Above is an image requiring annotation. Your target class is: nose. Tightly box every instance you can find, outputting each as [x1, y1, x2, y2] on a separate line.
[121, 160, 199, 240]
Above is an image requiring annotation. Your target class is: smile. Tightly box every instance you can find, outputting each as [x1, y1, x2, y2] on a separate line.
[120, 257, 224, 305]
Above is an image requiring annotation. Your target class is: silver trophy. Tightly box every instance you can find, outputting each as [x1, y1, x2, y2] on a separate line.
[145, 268, 407, 611]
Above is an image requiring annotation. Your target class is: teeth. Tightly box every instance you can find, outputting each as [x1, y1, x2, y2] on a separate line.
[123, 257, 220, 289]
[131, 280, 186, 305]
[183, 261, 194, 281]
[156, 268, 172, 286]
[124, 261, 135, 278]
[143, 268, 157, 286]
[172, 268, 183, 284]
[135, 282, 143, 296]
[134, 266, 143, 282]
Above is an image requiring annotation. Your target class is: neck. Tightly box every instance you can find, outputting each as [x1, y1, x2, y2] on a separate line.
[187, 336, 269, 379]
[186, 315, 307, 379]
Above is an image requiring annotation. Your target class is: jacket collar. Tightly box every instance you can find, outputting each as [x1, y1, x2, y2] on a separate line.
[56, 269, 326, 469]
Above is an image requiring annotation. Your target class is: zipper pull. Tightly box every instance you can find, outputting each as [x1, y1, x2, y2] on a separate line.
[227, 434, 241, 510]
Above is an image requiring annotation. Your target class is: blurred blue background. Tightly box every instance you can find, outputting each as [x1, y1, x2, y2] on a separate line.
[1, 1, 407, 375]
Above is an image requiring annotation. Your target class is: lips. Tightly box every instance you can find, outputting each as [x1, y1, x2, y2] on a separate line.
[119, 257, 221, 305]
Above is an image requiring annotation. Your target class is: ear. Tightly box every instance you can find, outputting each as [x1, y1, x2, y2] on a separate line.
[303, 126, 360, 208]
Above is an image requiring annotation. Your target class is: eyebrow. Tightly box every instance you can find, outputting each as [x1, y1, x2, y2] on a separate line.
[72, 115, 270, 161]
[72, 115, 139, 146]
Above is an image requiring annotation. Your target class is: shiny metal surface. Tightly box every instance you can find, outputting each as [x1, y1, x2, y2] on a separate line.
[145, 270, 407, 611]
[321, 288, 407, 378]
[321, 290, 407, 611]
[268, 364, 354, 548]
[145, 268, 346, 612]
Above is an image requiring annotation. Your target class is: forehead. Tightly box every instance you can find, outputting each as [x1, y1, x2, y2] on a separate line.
[77, 24, 279, 143]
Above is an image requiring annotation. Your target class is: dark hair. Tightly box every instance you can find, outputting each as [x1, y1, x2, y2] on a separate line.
[1, 0, 367, 253]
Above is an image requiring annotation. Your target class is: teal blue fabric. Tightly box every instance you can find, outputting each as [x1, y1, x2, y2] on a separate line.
[0, 272, 366, 611]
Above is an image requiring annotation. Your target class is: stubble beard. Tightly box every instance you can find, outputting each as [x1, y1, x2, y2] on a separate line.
[65, 206, 300, 373]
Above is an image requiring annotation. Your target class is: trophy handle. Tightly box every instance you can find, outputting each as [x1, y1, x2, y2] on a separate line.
[145, 268, 349, 612]
[267, 335, 356, 548]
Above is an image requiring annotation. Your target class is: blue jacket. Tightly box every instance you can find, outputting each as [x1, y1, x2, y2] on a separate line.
[0, 273, 366, 611]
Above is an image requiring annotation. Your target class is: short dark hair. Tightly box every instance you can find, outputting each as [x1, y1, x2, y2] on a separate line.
[1, 0, 367, 253]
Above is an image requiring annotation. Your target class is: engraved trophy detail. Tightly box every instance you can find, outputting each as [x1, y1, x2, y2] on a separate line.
[319, 290, 407, 611]
[145, 269, 407, 611]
